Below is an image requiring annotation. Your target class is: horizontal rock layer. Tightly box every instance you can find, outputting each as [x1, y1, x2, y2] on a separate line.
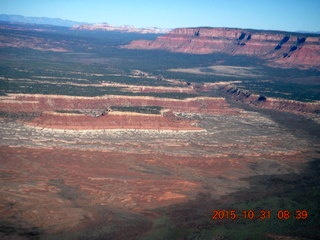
[0, 94, 237, 131]
[0, 94, 237, 114]
[26, 111, 202, 131]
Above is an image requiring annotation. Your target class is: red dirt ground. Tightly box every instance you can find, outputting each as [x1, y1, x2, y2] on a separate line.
[0, 145, 307, 237]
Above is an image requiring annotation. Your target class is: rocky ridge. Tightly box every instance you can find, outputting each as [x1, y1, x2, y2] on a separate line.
[214, 84, 320, 115]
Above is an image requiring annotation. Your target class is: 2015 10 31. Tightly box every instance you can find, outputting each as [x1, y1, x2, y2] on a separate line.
[212, 210, 271, 220]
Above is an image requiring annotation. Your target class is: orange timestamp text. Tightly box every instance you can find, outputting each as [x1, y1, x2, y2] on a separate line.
[212, 209, 308, 220]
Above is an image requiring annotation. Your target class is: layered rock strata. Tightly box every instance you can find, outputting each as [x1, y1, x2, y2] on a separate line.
[0, 94, 237, 131]
[125, 27, 320, 69]
[0, 94, 237, 115]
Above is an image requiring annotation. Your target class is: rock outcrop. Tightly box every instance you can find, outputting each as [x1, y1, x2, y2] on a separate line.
[124, 27, 320, 69]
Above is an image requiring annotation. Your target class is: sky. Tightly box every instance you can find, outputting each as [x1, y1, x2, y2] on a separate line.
[0, 0, 319, 32]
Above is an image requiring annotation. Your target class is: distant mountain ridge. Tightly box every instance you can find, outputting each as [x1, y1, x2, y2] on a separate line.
[72, 23, 170, 34]
[0, 14, 87, 27]
[0, 14, 169, 34]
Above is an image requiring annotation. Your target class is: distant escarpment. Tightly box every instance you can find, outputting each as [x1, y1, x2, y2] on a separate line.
[124, 27, 320, 69]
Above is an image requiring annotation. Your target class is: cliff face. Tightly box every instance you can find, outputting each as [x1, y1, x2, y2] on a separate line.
[125, 27, 320, 69]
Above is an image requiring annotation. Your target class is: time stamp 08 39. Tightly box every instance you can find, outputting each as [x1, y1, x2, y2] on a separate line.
[212, 209, 309, 220]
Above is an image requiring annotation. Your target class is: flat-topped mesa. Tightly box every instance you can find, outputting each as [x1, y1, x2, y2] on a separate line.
[124, 27, 320, 69]
[0, 94, 240, 131]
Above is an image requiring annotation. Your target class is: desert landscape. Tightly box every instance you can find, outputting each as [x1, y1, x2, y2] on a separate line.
[0, 13, 319, 240]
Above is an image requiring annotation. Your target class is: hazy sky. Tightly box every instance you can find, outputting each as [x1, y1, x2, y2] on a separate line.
[1, 0, 319, 31]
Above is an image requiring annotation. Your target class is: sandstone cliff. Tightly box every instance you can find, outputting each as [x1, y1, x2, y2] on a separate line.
[124, 27, 320, 69]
